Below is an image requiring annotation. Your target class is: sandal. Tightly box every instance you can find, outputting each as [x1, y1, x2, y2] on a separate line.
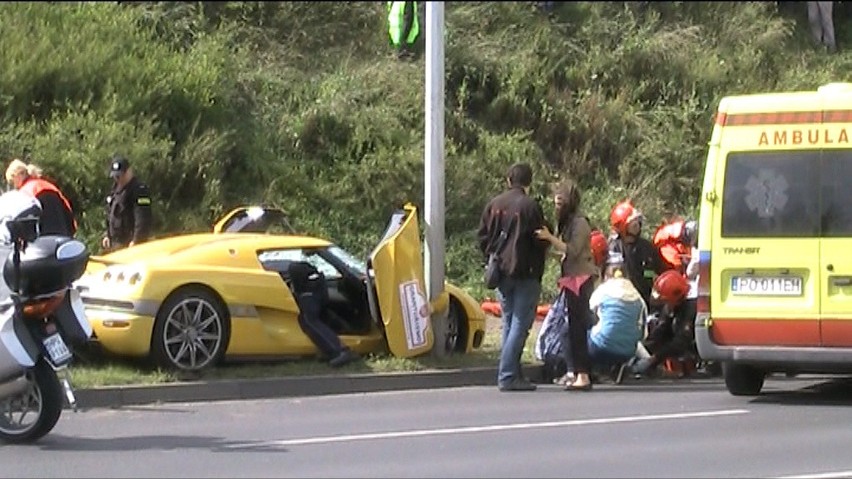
[564, 381, 593, 392]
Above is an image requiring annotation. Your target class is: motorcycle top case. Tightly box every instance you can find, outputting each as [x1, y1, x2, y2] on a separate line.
[3, 236, 89, 298]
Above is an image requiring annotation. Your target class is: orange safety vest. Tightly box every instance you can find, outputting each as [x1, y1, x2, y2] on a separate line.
[652, 220, 691, 272]
[19, 177, 78, 233]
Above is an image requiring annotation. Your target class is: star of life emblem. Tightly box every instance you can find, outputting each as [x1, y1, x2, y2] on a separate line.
[744, 169, 789, 218]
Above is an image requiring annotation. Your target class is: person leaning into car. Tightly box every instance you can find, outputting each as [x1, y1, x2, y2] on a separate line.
[5, 158, 77, 237]
[101, 155, 152, 252]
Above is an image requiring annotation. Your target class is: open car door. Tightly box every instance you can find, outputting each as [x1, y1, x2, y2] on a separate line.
[367, 203, 434, 357]
[213, 206, 295, 234]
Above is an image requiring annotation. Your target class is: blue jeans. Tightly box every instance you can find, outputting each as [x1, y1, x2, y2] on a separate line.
[496, 276, 542, 385]
[588, 341, 633, 371]
[564, 333, 634, 374]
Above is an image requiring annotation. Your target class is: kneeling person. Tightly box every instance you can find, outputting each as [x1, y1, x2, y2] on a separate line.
[587, 254, 647, 382]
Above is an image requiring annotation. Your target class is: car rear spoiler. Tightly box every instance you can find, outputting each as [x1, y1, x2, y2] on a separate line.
[84, 255, 124, 275]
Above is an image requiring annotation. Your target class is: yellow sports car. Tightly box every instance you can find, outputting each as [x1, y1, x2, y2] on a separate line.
[76, 204, 486, 371]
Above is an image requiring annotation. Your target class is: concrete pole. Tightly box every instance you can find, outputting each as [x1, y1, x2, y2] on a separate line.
[425, 1, 448, 357]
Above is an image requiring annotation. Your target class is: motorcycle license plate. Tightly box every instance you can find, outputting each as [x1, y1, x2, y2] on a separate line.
[43, 334, 72, 364]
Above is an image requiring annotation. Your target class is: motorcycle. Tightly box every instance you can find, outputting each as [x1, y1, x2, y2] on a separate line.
[0, 190, 90, 444]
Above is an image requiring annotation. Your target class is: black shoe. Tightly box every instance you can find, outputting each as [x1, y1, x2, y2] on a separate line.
[498, 378, 537, 392]
[329, 349, 359, 368]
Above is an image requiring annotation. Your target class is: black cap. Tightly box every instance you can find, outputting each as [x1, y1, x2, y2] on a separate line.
[109, 155, 130, 178]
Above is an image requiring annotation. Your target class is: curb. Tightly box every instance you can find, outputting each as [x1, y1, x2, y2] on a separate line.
[73, 366, 543, 409]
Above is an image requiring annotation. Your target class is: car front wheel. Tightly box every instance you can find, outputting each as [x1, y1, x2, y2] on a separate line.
[151, 286, 231, 372]
[444, 299, 468, 355]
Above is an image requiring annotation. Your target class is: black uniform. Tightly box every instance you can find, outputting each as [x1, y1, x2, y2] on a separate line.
[106, 176, 152, 248]
[287, 261, 358, 367]
[608, 235, 665, 309]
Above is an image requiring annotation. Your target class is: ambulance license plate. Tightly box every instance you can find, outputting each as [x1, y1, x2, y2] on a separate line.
[730, 276, 802, 296]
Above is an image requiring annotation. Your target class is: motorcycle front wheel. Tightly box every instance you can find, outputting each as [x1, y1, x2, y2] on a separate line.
[0, 358, 63, 444]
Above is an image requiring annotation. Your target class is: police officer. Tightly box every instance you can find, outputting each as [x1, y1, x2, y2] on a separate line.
[102, 155, 152, 252]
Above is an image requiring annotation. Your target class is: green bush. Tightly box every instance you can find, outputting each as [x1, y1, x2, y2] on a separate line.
[0, 1, 848, 298]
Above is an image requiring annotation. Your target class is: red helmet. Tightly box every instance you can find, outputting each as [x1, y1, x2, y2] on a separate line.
[652, 220, 684, 248]
[590, 229, 608, 266]
[652, 270, 689, 306]
[610, 200, 637, 237]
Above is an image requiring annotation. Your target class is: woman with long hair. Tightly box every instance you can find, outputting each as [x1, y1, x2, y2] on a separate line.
[535, 179, 598, 390]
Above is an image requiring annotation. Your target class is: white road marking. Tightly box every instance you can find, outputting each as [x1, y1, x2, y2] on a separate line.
[776, 472, 852, 479]
[225, 409, 748, 449]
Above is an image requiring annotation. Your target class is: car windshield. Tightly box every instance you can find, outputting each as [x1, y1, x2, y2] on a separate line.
[220, 207, 294, 234]
[327, 245, 367, 276]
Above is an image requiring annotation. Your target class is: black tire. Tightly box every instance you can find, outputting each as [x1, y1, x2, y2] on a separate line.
[444, 299, 469, 355]
[723, 362, 765, 396]
[151, 286, 231, 372]
[0, 358, 63, 444]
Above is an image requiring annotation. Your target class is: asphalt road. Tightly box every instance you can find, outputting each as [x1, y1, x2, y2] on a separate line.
[2, 374, 851, 478]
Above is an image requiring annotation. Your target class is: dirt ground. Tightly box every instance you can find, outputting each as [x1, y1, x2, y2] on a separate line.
[484, 314, 543, 351]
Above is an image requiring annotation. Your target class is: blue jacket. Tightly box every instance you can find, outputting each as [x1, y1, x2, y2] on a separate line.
[588, 277, 646, 357]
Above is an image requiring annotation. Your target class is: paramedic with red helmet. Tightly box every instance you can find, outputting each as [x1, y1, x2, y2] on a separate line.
[632, 269, 698, 376]
[652, 217, 694, 273]
[607, 200, 665, 309]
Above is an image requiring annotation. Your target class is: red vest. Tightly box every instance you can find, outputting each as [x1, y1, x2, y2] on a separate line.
[19, 177, 78, 233]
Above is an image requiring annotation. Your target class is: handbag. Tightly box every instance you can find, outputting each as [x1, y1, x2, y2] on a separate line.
[534, 290, 570, 382]
[484, 230, 508, 289]
[535, 290, 569, 361]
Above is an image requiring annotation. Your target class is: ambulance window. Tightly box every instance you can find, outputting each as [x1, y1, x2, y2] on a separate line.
[820, 150, 852, 236]
[721, 151, 820, 237]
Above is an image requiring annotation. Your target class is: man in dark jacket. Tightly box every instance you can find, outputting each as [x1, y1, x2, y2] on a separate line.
[477, 163, 549, 392]
[101, 155, 152, 252]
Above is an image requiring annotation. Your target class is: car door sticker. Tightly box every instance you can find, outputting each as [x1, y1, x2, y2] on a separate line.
[398, 280, 430, 350]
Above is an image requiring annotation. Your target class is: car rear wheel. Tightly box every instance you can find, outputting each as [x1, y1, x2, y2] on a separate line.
[723, 362, 765, 396]
[151, 286, 231, 372]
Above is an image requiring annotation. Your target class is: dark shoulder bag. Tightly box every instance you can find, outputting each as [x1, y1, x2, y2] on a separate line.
[484, 230, 508, 289]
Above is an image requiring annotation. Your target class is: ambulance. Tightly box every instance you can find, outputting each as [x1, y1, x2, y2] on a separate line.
[696, 82, 852, 396]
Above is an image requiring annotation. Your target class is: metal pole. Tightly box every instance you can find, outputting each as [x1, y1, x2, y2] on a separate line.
[425, 1, 447, 357]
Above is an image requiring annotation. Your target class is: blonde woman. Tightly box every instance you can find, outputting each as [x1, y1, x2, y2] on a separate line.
[4, 159, 76, 236]
[587, 254, 647, 384]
